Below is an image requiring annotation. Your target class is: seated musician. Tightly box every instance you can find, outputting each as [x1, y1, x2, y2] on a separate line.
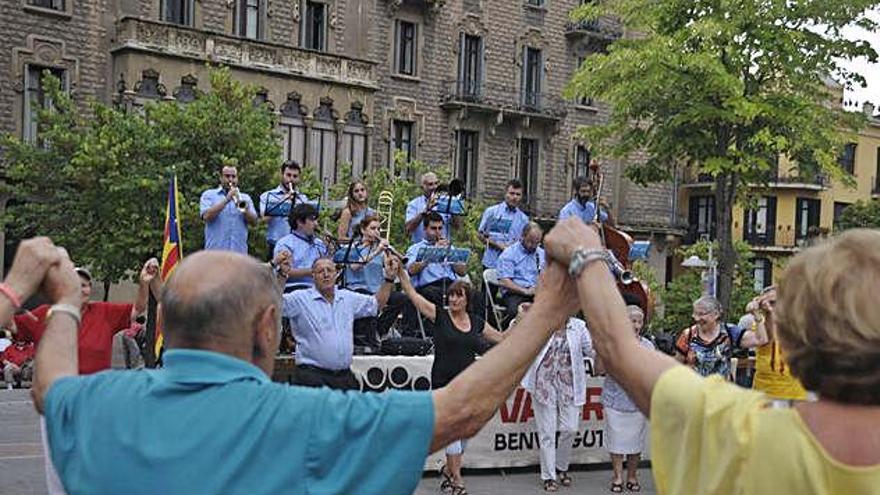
[402, 212, 467, 337]
[279, 256, 398, 390]
[273, 203, 328, 292]
[496, 222, 545, 325]
[342, 215, 407, 350]
[558, 167, 613, 225]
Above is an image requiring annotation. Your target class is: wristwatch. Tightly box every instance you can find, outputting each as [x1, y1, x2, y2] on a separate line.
[568, 247, 610, 279]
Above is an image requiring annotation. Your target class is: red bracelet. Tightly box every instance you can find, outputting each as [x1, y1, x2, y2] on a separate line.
[0, 283, 23, 309]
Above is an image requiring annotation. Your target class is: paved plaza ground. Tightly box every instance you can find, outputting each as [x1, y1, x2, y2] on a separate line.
[0, 389, 655, 494]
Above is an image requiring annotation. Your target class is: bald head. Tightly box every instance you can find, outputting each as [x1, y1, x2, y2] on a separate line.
[161, 251, 281, 352]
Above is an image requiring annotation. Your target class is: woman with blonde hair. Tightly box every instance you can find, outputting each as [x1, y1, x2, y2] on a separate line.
[544, 221, 880, 494]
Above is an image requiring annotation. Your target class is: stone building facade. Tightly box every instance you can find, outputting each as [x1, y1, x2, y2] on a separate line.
[1, 0, 684, 280]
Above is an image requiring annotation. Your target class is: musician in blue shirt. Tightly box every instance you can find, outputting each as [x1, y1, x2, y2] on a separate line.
[478, 179, 530, 270]
[496, 222, 546, 324]
[199, 165, 258, 254]
[405, 172, 453, 243]
[273, 203, 328, 291]
[402, 212, 467, 337]
[558, 173, 613, 225]
[259, 161, 309, 257]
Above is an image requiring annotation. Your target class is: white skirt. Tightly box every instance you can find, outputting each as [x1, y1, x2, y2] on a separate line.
[605, 407, 648, 455]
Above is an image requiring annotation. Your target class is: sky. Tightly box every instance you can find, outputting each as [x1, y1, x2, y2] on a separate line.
[840, 10, 880, 112]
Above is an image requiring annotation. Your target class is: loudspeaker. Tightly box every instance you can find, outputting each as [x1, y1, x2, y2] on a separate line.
[379, 337, 433, 356]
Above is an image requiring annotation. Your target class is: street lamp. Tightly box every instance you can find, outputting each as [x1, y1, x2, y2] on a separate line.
[681, 236, 717, 297]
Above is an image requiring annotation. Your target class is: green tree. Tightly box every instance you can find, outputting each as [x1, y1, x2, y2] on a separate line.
[653, 240, 757, 336]
[836, 200, 880, 231]
[1, 67, 280, 292]
[566, 0, 877, 312]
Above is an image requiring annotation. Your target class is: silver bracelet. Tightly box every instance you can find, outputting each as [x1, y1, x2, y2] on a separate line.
[568, 247, 609, 279]
[47, 303, 82, 327]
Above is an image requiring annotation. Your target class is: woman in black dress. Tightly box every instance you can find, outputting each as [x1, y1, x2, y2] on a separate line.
[397, 266, 504, 495]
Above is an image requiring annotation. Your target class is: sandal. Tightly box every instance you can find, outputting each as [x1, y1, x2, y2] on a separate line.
[557, 470, 572, 487]
[450, 484, 468, 495]
[626, 480, 641, 492]
[610, 481, 624, 493]
[438, 465, 453, 493]
[543, 479, 559, 492]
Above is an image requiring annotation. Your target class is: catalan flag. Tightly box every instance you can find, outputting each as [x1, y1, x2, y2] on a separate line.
[155, 174, 182, 357]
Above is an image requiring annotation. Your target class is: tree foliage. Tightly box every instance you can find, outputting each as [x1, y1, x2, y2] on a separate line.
[2, 67, 280, 287]
[566, 0, 878, 312]
[652, 240, 757, 336]
[836, 200, 880, 231]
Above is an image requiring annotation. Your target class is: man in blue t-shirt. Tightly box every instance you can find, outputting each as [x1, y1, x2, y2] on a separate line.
[25, 235, 580, 495]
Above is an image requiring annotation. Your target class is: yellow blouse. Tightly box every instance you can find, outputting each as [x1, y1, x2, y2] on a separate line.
[651, 366, 880, 495]
[752, 340, 808, 401]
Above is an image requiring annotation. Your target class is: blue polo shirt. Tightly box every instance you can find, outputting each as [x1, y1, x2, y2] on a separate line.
[199, 187, 257, 254]
[496, 242, 545, 295]
[259, 186, 310, 244]
[44, 349, 434, 495]
[405, 240, 460, 288]
[558, 199, 608, 224]
[283, 288, 378, 370]
[478, 203, 530, 269]
[273, 231, 328, 288]
[405, 195, 451, 243]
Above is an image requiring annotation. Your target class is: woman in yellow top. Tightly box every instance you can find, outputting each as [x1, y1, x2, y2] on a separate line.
[543, 221, 880, 495]
[745, 286, 809, 401]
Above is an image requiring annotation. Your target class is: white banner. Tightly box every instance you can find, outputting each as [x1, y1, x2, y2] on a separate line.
[349, 356, 649, 470]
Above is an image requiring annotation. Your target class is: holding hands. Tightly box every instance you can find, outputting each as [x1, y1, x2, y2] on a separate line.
[5, 237, 79, 306]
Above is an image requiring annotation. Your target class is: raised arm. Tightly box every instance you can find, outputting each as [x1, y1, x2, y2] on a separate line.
[738, 295, 771, 349]
[397, 265, 436, 322]
[429, 261, 579, 452]
[132, 258, 159, 322]
[544, 218, 679, 417]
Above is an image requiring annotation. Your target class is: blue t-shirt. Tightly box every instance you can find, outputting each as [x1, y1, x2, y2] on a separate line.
[496, 242, 545, 295]
[558, 199, 608, 224]
[44, 349, 434, 495]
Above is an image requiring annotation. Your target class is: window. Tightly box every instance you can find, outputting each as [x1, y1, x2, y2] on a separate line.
[303, 1, 326, 51]
[838, 142, 856, 175]
[518, 138, 539, 207]
[309, 122, 337, 184]
[521, 47, 543, 110]
[525, 0, 544, 5]
[233, 0, 263, 39]
[394, 20, 417, 76]
[391, 120, 414, 167]
[574, 145, 590, 179]
[687, 195, 715, 242]
[744, 196, 777, 246]
[341, 104, 369, 178]
[161, 0, 192, 25]
[575, 57, 593, 107]
[27, 0, 64, 10]
[23, 65, 66, 143]
[833, 202, 851, 227]
[753, 258, 773, 292]
[456, 130, 479, 195]
[794, 198, 820, 242]
[457, 34, 483, 100]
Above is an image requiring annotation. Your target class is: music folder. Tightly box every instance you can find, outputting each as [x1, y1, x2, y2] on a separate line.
[415, 246, 471, 264]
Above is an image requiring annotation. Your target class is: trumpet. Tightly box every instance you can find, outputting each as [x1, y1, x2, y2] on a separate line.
[232, 187, 248, 214]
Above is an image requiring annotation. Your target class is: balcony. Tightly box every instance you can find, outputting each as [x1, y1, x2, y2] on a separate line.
[564, 18, 623, 42]
[441, 79, 567, 121]
[682, 172, 828, 191]
[112, 17, 378, 90]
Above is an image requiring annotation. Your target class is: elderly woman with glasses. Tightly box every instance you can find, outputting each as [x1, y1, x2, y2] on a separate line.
[674, 295, 768, 378]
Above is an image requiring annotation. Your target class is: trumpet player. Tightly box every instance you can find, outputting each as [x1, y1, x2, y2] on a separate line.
[405, 172, 452, 243]
[200, 165, 258, 254]
[497, 222, 545, 325]
[259, 161, 309, 256]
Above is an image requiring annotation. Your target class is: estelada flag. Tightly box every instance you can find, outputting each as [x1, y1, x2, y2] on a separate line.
[155, 174, 182, 357]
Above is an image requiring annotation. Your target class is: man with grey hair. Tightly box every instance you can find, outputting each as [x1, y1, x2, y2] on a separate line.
[405, 172, 451, 243]
[496, 222, 546, 325]
[31, 238, 582, 494]
[281, 255, 396, 390]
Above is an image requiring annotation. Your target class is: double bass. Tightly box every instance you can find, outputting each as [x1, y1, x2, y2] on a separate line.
[588, 161, 655, 321]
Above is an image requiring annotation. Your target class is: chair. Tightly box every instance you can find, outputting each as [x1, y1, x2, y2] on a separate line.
[482, 268, 506, 328]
